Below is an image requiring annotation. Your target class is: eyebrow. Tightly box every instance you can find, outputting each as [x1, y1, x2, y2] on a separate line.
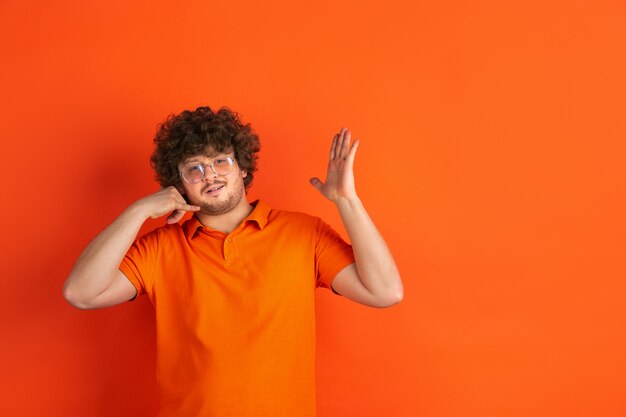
[183, 153, 233, 165]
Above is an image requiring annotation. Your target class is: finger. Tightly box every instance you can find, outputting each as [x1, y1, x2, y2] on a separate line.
[336, 128, 347, 159]
[180, 202, 201, 212]
[309, 177, 323, 191]
[330, 134, 339, 160]
[347, 138, 359, 159]
[338, 127, 346, 147]
[340, 129, 351, 159]
[345, 139, 359, 169]
[166, 209, 185, 224]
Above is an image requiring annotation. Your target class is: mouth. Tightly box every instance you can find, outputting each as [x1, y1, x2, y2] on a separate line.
[204, 183, 226, 196]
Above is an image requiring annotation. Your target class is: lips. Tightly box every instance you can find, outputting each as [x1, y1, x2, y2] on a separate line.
[204, 183, 225, 195]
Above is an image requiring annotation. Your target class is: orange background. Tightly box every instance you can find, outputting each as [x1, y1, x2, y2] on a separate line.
[1, 0, 625, 416]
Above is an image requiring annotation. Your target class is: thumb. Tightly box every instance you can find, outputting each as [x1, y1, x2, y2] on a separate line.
[309, 177, 323, 191]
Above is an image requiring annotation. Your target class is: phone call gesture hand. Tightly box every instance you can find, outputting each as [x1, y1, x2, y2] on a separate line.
[134, 186, 201, 224]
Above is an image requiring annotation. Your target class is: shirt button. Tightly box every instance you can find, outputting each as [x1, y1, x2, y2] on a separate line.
[226, 238, 231, 243]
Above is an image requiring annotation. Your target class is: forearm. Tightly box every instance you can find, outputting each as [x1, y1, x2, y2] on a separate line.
[63, 204, 147, 302]
[335, 196, 403, 300]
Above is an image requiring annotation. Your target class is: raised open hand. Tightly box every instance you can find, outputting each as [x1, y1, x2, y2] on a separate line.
[309, 127, 359, 202]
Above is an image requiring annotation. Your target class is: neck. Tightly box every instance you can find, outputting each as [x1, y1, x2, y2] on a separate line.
[196, 198, 254, 234]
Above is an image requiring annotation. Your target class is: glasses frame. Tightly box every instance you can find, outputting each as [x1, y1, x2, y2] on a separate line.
[179, 155, 236, 184]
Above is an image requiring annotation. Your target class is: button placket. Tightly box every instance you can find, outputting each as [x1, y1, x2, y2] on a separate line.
[223, 236, 233, 264]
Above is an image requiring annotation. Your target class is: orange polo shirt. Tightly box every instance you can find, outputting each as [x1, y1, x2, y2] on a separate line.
[119, 200, 354, 417]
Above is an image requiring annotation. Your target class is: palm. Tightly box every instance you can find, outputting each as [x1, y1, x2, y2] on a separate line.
[310, 128, 359, 202]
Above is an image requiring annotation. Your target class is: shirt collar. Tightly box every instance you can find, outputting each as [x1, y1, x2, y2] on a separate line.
[184, 199, 271, 239]
[244, 199, 270, 230]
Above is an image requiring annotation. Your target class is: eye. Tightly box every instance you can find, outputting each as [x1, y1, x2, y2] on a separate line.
[214, 158, 228, 165]
[187, 164, 203, 172]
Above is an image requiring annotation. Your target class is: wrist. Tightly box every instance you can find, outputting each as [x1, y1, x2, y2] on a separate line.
[124, 200, 151, 223]
[334, 194, 361, 209]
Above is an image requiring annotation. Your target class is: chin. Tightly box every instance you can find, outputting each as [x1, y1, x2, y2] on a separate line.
[199, 191, 245, 215]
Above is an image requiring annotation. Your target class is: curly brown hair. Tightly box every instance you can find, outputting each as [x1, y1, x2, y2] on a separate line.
[150, 106, 261, 190]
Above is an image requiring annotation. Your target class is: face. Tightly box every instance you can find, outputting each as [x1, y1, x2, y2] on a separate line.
[177, 150, 248, 216]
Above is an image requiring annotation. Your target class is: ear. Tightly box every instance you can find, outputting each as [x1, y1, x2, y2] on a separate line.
[242, 170, 248, 178]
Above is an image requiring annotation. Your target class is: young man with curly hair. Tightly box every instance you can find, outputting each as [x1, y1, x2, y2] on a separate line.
[63, 106, 403, 417]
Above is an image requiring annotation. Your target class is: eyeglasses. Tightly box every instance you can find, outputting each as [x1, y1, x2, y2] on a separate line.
[179, 156, 235, 184]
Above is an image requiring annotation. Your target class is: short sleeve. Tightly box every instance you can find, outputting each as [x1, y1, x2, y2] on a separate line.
[119, 230, 159, 300]
[314, 218, 355, 292]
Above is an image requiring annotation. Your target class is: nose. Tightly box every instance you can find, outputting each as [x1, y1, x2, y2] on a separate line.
[202, 164, 219, 182]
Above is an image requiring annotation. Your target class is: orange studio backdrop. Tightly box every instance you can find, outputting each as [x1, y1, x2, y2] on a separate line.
[1, 0, 625, 416]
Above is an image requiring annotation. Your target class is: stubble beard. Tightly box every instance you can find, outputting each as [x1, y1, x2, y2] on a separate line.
[198, 182, 245, 215]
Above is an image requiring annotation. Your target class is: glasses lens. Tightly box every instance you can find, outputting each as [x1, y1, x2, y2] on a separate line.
[212, 157, 234, 175]
[183, 164, 205, 183]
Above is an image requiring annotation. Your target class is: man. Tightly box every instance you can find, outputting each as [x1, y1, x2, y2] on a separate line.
[63, 106, 403, 417]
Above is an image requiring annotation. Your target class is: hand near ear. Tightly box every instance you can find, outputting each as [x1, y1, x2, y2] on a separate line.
[133, 186, 201, 224]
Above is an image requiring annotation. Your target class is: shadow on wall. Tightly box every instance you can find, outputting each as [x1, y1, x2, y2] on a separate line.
[3, 129, 162, 415]
[63, 138, 161, 416]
